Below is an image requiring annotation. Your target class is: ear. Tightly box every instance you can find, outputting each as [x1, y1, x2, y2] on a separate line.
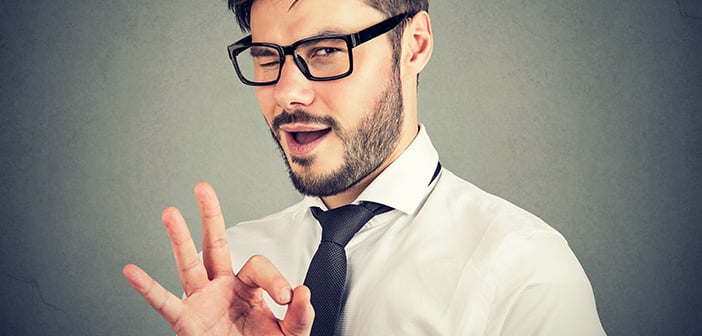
[402, 11, 433, 77]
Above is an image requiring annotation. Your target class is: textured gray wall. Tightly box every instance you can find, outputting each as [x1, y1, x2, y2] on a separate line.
[1, 1, 700, 335]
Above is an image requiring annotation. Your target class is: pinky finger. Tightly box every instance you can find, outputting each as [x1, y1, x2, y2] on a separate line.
[122, 264, 184, 326]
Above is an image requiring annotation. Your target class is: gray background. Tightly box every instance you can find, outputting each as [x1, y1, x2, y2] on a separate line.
[1, 0, 700, 335]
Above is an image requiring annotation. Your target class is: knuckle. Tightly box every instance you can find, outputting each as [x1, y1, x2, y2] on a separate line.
[247, 254, 270, 266]
[237, 254, 278, 286]
[154, 289, 171, 311]
[201, 207, 223, 221]
[178, 255, 201, 274]
[205, 237, 228, 251]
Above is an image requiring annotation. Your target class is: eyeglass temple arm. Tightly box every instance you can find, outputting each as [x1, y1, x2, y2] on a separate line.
[350, 12, 415, 47]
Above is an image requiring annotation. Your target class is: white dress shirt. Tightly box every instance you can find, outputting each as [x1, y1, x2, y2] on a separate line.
[227, 125, 606, 335]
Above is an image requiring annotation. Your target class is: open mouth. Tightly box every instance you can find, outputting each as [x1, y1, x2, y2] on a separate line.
[290, 128, 331, 145]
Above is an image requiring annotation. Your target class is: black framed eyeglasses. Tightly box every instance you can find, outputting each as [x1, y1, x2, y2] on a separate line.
[227, 12, 415, 86]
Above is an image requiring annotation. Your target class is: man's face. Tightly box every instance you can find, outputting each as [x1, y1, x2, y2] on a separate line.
[249, 0, 405, 197]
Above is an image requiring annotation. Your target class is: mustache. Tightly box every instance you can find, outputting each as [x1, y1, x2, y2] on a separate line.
[271, 109, 338, 131]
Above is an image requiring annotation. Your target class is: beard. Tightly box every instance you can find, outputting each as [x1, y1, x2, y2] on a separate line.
[269, 68, 404, 197]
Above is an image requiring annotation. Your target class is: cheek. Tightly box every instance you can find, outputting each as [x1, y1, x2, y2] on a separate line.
[254, 88, 276, 125]
[318, 66, 391, 125]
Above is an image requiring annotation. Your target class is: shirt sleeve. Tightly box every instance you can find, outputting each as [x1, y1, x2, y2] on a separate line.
[499, 278, 606, 335]
[484, 230, 606, 336]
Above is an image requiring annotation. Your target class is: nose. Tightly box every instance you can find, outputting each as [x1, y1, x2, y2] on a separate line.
[273, 55, 315, 111]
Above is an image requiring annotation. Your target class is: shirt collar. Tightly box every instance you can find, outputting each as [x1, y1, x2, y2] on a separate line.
[357, 124, 440, 215]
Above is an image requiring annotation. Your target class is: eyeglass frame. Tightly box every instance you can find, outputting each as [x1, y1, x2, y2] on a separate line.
[227, 11, 415, 86]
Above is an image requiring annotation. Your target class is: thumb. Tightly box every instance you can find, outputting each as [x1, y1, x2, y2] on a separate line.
[280, 285, 314, 335]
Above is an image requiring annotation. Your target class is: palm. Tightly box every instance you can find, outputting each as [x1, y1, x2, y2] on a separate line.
[180, 276, 281, 335]
[123, 182, 312, 336]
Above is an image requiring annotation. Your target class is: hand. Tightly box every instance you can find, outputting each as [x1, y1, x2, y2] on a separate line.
[123, 182, 314, 335]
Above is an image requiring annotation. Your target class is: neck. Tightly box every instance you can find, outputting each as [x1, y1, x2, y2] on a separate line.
[320, 165, 381, 209]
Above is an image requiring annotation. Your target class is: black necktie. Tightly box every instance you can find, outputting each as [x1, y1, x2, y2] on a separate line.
[304, 202, 392, 336]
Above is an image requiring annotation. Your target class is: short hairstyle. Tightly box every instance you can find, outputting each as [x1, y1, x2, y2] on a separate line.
[227, 0, 429, 66]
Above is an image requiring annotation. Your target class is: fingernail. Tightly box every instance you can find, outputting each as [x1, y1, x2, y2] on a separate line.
[280, 286, 292, 303]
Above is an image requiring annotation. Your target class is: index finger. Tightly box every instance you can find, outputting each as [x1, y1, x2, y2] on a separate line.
[237, 254, 293, 305]
[194, 182, 233, 279]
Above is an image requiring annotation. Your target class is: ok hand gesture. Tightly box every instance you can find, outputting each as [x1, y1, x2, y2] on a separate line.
[123, 182, 313, 335]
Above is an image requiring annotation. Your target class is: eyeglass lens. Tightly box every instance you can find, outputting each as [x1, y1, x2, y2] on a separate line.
[235, 37, 350, 84]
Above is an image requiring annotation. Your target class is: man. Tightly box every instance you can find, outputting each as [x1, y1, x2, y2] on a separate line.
[123, 0, 606, 335]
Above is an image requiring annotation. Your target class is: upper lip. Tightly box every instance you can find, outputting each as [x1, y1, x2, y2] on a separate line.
[279, 124, 331, 133]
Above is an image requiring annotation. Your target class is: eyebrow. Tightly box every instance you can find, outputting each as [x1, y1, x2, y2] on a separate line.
[249, 46, 279, 57]
[312, 28, 347, 36]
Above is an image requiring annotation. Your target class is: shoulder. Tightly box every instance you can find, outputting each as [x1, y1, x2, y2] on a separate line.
[429, 169, 586, 283]
[428, 168, 560, 237]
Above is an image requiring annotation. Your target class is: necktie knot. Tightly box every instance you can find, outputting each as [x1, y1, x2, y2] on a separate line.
[311, 204, 374, 247]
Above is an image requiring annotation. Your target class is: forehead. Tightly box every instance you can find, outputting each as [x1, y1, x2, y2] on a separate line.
[249, 0, 384, 44]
